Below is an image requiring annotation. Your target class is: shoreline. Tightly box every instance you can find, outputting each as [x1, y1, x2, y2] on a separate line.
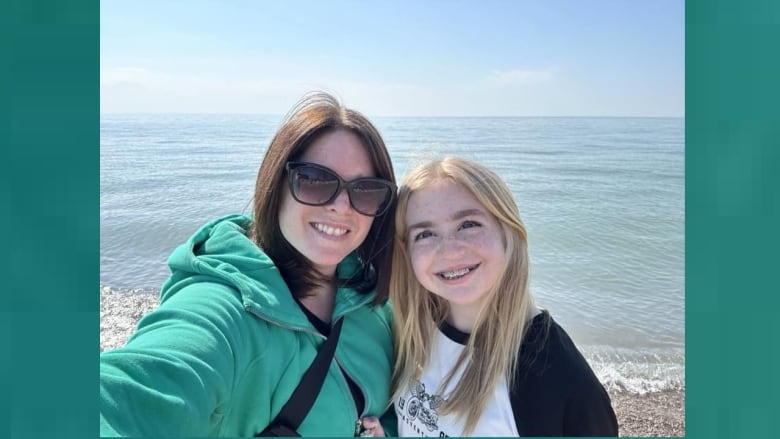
[100, 286, 685, 437]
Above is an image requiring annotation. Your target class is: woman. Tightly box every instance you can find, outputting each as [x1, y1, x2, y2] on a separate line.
[100, 92, 398, 436]
[368, 157, 617, 436]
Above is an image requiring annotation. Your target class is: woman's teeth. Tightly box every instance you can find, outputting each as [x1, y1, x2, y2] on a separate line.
[314, 223, 348, 236]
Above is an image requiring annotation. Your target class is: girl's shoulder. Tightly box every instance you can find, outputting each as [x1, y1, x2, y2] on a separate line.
[516, 311, 597, 386]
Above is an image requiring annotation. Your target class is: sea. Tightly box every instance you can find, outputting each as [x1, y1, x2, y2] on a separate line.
[101, 114, 685, 395]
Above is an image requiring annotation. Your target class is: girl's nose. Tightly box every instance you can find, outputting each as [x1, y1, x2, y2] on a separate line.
[436, 234, 467, 255]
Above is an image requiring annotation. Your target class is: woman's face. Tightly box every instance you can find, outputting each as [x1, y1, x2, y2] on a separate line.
[279, 129, 376, 277]
[404, 179, 507, 325]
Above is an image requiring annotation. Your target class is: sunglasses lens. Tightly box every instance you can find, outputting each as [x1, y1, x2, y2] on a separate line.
[288, 162, 394, 216]
[291, 166, 340, 204]
[349, 181, 393, 216]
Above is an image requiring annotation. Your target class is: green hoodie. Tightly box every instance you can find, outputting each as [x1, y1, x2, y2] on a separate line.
[100, 214, 395, 436]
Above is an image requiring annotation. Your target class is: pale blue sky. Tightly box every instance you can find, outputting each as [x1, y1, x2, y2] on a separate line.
[100, 0, 684, 117]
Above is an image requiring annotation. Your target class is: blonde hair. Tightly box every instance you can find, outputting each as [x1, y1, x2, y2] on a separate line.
[390, 157, 536, 435]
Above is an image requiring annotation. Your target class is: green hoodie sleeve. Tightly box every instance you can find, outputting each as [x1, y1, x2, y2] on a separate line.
[100, 282, 249, 437]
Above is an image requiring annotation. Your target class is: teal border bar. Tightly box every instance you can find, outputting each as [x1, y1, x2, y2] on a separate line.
[687, 0, 780, 437]
[1, 0, 98, 437]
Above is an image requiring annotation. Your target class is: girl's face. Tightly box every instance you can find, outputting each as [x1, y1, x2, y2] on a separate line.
[405, 179, 507, 327]
[279, 129, 376, 277]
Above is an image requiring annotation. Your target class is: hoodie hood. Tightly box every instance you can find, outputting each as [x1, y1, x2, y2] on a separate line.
[161, 214, 375, 329]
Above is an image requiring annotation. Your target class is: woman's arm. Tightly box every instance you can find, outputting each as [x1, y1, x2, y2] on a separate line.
[100, 283, 247, 436]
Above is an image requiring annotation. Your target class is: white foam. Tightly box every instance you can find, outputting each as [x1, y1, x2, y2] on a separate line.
[583, 345, 685, 394]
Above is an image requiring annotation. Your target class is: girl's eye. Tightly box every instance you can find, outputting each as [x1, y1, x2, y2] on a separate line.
[459, 220, 482, 230]
[413, 230, 433, 242]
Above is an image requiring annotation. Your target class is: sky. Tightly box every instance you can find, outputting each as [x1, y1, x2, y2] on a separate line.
[100, 0, 684, 117]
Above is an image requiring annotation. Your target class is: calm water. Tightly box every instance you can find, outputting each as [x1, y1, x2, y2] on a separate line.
[101, 114, 685, 394]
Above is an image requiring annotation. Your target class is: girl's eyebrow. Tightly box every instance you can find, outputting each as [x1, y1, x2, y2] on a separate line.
[407, 208, 483, 231]
[452, 208, 483, 221]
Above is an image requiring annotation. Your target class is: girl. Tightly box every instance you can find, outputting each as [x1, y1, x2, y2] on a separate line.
[377, 157, 618, 436]
[100, 92, 397, 436]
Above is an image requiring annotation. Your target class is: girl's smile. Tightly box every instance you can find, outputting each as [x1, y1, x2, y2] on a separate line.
[437, 263, 481, 281]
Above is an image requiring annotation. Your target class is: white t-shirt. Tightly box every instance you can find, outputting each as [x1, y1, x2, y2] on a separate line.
[394, 324, 519, 437]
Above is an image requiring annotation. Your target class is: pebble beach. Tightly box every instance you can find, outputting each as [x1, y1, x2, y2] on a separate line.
[100, 285, 684, 437]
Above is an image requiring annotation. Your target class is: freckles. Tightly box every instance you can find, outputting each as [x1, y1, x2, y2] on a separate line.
[461, 230, 491, 247]
[409, 238, 437, 254]
[409, 247, 428, 266]
[409, 255, 429, 281]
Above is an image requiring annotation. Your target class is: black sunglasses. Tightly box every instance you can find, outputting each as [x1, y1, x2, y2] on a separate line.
[285, 161, 396, 217]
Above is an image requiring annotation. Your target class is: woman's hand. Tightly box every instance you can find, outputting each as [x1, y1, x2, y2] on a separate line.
[359, 416, 386, 437]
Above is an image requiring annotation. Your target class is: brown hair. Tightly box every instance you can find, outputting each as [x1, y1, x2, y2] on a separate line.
[250, 91, 396, 303]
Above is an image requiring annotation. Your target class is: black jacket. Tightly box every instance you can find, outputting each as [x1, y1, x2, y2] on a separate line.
[509, 311, 619, 436]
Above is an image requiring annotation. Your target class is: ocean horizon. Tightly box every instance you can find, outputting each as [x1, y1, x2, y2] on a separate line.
[101, 114, 685, 395]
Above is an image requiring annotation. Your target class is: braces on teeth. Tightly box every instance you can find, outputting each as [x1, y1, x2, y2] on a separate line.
[440, 267, 472, 279]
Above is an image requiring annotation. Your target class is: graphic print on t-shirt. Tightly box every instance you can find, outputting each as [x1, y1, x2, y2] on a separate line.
[397, 379, 449, 436]
[395, 326, 520, 437]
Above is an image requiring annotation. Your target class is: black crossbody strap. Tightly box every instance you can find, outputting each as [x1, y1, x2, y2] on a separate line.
[265, 317, 344, 432]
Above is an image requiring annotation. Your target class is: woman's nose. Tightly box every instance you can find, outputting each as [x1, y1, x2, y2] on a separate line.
[328, 187, 352, 213]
